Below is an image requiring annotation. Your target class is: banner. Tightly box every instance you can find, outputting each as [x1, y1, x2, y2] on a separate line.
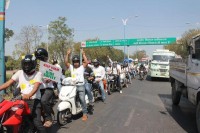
[39, 61, 62, 82]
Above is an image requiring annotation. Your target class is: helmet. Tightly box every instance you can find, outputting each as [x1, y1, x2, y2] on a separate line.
[72, 55, 80, 63]
[92, 59, 100, 67]
[102, 62, 106, 67]
[21, 54, 37, 75]
[34, 48, 48, 62]
[51, 59, 58, 65]
[124, 62, 128, 67]
[113, 61, 117, 68]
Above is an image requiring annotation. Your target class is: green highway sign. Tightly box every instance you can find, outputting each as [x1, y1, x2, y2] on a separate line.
[81, 37, 176, 48]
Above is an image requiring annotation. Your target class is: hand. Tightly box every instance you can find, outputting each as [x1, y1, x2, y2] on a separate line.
[66, 49, 71, 55]
[22, 94, 30, 100]
[81, 49, 85, 55]
[44, 78, 52, 83]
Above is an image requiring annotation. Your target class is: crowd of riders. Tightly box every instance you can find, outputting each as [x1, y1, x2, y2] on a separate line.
[0, 47, 147, 133]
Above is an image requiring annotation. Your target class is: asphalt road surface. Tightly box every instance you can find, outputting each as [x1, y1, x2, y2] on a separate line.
[47, 77, 198, 133]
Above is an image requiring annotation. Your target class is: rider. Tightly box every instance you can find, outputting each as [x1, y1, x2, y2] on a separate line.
[0, 54, 46, 133]
[83, 60, 95, 108]
[34, 48, 54, 127]
[101, 62, 108, 93]
[107, 56, 122, 93]
[139, 63, 147, 75]
[65, 49, 88, 121]
[124, 62, 132, 84]
[88, 59, 106, 102]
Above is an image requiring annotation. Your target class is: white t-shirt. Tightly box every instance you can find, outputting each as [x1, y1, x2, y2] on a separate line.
[12, 70, 42, 99]
[88, 65, 105, 81]
[69, 64, 85, 86]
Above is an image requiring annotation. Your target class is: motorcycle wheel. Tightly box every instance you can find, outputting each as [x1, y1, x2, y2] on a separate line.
[57, 109, 70, 126]
[107, 83, 112, 95]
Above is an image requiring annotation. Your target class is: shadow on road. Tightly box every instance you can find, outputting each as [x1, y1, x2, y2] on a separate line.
[146, 75, 170, 82]
[158, 94, 198, 133]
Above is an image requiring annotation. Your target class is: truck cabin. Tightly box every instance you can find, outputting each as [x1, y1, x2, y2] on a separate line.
[189, 34, 200, 60]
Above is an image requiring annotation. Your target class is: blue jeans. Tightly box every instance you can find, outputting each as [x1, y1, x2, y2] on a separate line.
[76, 85, 88, 114]
[98, 80, 106, 100]
[84, 82, 93, 103]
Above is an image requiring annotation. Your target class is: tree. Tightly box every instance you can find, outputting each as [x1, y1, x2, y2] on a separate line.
[165, 28, 200, 58]
[48, 17, 74, 65]
[5, 28, 14, 42]
[73, 40, 124, 64]
[13, 25, 43, 58]
[130, 50, 147, 60]
[5, 56, 20, 70]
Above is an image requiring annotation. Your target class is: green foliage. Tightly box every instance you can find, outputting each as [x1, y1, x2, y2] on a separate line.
[5, 28, 14, 42]
[165, 28, 200, 59]
[130, 50, 147, 60]
[48, 17, 74, 65]
[5, 56, 21, 70]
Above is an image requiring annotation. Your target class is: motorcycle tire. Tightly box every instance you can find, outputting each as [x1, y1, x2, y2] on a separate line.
[57, 109, 70, 126]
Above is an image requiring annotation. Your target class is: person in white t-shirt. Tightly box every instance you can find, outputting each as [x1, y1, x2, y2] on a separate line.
[88, 59, 106, 102]
[0, 54, 46, 133]
[65, 48, 88, 121]
[107, 55, 123, 93]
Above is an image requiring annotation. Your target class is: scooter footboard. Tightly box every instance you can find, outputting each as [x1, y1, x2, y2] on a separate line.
[57, 102, 71, 112]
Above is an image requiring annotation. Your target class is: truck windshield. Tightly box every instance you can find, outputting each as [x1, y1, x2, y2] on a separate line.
[153, 55, 174, 62]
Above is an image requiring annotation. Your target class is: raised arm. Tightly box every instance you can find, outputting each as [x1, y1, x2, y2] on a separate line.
[107, 55, 113, 65]
[82, 49, 88, 68]
[65, 49, 71, 68]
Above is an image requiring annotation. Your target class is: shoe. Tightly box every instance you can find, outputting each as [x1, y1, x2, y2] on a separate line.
[43, 120, 53, 127]
[120, 90, 122, 94]
[102, 99, 106, 104]
[82, 114, 88, 121]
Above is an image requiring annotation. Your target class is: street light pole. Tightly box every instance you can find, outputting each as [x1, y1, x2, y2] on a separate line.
[39, 24, 49, 52]
[122, 18, 128, 60]
[46, 25, 49, 52]
[0, 0, 5, 94]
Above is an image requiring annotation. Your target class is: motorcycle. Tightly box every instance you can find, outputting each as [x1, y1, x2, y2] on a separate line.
[57, 77, 89, 126]
[120, 72, 128, 88]
[107, 74, 118, 95]
[139, 70, 145, 80]
[91, 81, 101, 101]
[0, 95, 31, 133]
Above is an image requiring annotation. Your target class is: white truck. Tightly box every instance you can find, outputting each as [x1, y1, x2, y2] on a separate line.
[169, 34, 200, 132]
[149, 49, 175, 80]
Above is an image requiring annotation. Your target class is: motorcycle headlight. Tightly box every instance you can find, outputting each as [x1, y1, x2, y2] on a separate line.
[11, 106, 19, 111]
[59, 93, 70, 101]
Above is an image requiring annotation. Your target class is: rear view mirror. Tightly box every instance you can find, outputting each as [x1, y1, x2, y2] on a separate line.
[187, 46, 193, 55]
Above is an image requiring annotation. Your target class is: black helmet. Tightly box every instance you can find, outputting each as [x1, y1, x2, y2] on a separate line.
[21, 54, 37, 75]
[92, 59, 99, 67]
[52, 59, 58, 65]
[102, 62, 106, 67]
[34, 48, 48, 62]
[113, 61, 117, 67]
[72, 55, 80, 63]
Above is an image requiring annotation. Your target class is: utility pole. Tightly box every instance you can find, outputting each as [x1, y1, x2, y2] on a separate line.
[0, 0, 5, 94]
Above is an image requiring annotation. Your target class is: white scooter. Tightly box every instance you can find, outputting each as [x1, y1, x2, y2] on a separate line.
[57, 77, 89, 126]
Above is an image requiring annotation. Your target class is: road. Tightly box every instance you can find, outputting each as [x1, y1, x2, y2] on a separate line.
[48, 77, 198, 133]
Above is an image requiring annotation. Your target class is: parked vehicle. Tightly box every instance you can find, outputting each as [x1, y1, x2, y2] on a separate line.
[169, 34, 200, 132]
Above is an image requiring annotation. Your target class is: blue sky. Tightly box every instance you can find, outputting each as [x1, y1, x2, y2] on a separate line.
[5, 0, 200, 57]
